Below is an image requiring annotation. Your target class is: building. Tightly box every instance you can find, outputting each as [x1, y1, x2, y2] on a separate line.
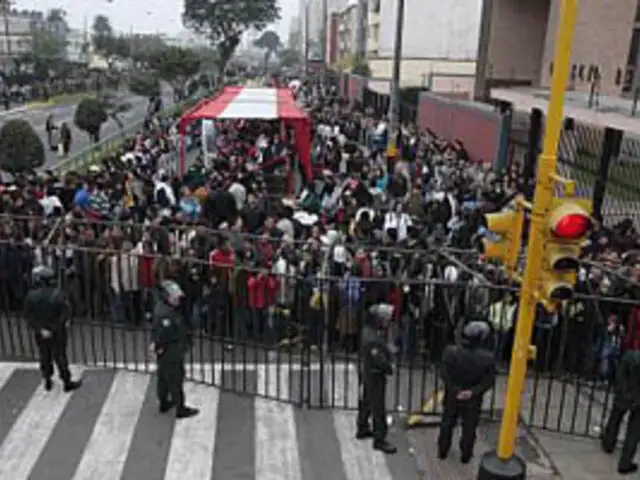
[66, 28, 89, 64]
[0, 9, 46, 69]
[483, 0, 640, 98]
[300, 0, 348, 59]
[366, 0, 480, 91]
[336, 4, 358, 65]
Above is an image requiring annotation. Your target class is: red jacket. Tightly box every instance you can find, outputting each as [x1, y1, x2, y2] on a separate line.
[138, 254, 155, 289]
[247, 273, 278, 309]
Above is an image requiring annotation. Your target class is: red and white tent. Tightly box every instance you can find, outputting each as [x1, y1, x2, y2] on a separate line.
[178, 87, 312, 180]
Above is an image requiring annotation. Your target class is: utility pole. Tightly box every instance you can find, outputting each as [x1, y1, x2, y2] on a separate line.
[386, 0, 405, 158]
[0, 0, 11, 73]
[477, 1, 580, 478]
[320, 0, 328, 77]
[355, 0, 366, 61]
[473, 0, 494, 101]
[304, 0, 309, 76]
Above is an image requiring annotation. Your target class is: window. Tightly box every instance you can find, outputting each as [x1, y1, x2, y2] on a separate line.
[635, 0, 640, 22]
[615, 67, 622, 86]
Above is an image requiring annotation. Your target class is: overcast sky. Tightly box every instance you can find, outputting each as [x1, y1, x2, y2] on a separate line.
[14, 0, 296, 38]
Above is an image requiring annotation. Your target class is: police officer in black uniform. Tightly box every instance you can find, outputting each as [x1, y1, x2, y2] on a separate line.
[601, 349, 640, 475]
[24, 266, 82, 392]
[438, 321, 495, 463]
[356, 303, 396, 454]
[150, 280, 199, 419]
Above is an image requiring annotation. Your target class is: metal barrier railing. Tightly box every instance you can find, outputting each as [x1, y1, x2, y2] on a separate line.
[0, 242, 637, 438]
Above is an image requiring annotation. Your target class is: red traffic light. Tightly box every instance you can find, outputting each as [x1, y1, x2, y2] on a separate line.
[552, 213, 590, 239]
[548, 202, 591, 240]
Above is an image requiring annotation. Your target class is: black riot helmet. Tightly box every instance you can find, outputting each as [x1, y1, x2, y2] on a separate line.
[461, 321, 491, 349]
[158, 280, 185, 307]
[31, 265, 56, 287]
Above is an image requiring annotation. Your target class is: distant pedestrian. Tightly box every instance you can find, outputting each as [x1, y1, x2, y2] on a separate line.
[601, 350, 640, 475]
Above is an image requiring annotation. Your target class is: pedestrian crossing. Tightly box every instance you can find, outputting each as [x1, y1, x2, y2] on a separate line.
[0, 363, 420, 480]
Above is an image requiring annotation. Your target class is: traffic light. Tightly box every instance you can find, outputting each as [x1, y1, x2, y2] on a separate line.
[537, 197, 592, 310]
[478, 195, 525, 277]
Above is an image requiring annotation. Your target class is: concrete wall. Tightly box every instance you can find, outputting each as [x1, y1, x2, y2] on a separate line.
[377, 0, 482, 58]
[488, 0, 550, 83]
[540, 0, 636, 96]
[368, 58, 476, 87]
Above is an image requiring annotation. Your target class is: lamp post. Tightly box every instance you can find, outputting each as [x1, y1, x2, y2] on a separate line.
[386, 0, 405, 159]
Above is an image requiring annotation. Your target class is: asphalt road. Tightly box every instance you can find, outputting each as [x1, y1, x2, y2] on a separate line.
[0, 87, 175, 169]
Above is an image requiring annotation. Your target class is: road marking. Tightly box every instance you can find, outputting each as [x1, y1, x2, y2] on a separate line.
[164, 382, 219, 480]
[71, 371, 149, 480]
[0, 368, 81, 478]
[255, 365, 302, 480]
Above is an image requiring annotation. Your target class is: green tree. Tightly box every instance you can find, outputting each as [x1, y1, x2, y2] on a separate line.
[92, 14, 114, 55]
[351, 57, 371, 77]
[74, 97, 108, 143]
[148, 45, 201, 88]
[183, 0, 280, 80]
[253, 30, 280, 71]
[0, 119, 45, 172]
[128, 74, 160, 98]
[27, 26, 68, 79]
[278, 48, 299, 69]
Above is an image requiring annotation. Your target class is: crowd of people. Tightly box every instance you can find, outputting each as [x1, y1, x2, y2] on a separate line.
[0, 78, 638, 381]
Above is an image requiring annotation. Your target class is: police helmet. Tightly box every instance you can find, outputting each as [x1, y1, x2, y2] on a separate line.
[31, 265, 56, 287]
[461, 321, 491, 349]
[367, 303, 395, 329]
[159, 280, 185, 305]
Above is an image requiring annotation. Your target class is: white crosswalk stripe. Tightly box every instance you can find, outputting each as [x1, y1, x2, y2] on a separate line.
[0, 363, 418, 480]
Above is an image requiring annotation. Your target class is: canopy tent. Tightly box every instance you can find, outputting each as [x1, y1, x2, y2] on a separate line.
[178, 87, 312, 182]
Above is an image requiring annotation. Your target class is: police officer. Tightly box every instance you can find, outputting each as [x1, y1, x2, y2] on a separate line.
[24, 266, 82, 392]
[438, 321, 495, 464]
[601, 349, 640, 475]
[356, 303, 396, 454]
[150, 280, 199, 419]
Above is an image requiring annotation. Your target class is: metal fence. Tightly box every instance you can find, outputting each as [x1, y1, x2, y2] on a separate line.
[0, 242, 638, 438]
[508, 109, 640, 227]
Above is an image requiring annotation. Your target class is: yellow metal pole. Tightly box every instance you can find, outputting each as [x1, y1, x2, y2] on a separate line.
[495, 0, 578, 460]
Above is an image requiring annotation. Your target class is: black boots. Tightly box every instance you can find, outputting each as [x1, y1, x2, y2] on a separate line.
[44, 378, 82, 392]
[355, 428, 397, 454]
[176, 406, 199, 419]
[63, 380, 82, 392]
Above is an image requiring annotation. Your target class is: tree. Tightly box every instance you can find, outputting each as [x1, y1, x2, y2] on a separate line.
[128, 74, 160, 98]
[183, 0, 280, 80]
[92, 14, 114, 55]
[74, 97, 108, 143]
[0, 119, 45, 172]
[278, 48, 299, 69]
[351, 57, 371, 77]
[253, 30, 280, 71]
[27, 26, 68, 79]
[148, 45, 201, 88]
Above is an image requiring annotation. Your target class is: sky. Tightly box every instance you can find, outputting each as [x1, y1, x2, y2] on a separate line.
[14, 0, 297, 38]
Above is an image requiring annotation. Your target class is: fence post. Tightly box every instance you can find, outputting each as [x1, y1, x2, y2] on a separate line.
[592, 126, 623, 219]
[523, 108, 543, 200]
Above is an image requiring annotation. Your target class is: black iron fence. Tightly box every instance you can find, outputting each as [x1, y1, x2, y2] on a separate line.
[508, 108, 640, 228]
[1, 242, 639, 438]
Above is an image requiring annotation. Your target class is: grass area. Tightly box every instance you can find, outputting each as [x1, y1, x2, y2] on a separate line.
[26, 92, 93, 109]
[572, 152, 640, 202]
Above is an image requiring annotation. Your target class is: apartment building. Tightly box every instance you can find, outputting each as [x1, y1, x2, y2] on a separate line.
[0, 9, 46, 69]
[367, 0, 480, 90]
[485, 0, 640, 97]
[337, 4, 358, 63]
[299, 0, 348, 58]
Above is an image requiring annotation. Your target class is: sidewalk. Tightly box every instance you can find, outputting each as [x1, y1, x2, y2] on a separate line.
[408, 417, 625, 479]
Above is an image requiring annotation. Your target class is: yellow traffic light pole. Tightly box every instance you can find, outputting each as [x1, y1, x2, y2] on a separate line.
[497, 0, 578, 463]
